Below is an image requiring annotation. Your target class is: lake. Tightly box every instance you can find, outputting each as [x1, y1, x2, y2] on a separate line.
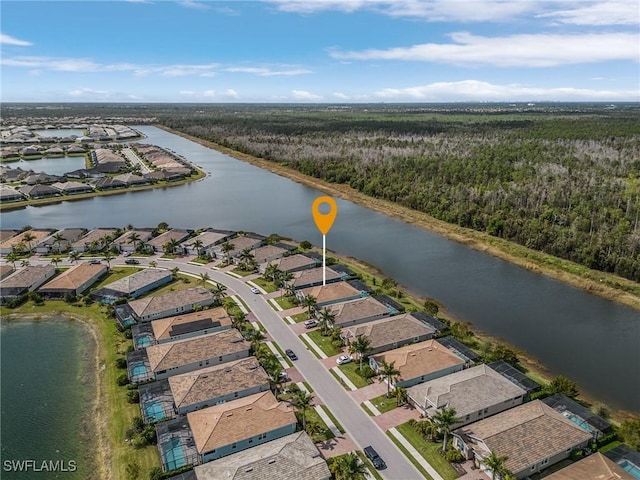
[2, 125, 639, 412]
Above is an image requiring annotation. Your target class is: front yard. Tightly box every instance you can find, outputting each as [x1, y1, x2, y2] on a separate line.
[369, 392, 399, 414]
[251, 276, 277, 293]
[306, 330, 343, 357]
[337, 362, 373, 389]
[273, 295, 298, 310]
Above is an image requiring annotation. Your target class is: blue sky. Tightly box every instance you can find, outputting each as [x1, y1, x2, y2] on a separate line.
[1, 0, 638, 102]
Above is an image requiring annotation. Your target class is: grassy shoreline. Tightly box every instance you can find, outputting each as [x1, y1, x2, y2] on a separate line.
[156, 124, 640, 312]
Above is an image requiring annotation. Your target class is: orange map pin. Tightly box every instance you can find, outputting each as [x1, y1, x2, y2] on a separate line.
[312, 196, 338, 235]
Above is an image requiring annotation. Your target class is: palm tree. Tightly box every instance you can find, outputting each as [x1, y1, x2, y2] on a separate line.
[377, 359, 401, 398]
[275, 270, 292, 293]
[329, 452, 367, 480]
[20, 259, 31, 267]
[149, 260, 157, 268]
[220, 241, 234, 260]
[127, 232, 141, 251]
[51, 232, 66, 254]
[301, 294, 318, 318]
[264, 263, 279, 282]
[199, 272, 211, 287]
[433, 406, 461, 452]
[88, 239, 100, 253]
[395, 386, 408, 407]
[5, 251, 18, 268]
[101, 233, 113, 251]
[103, 251, 114, 271]
[249, 329, 265, 354]
[212, 282, 227, 303]
[50, 256, 62, 269]
[163, 238, 179, 255]
[413, 418, 439, 442]
[481, 451, 510, 480]
[191, 239, 204, 256]
[293, 391, 314, 431]
[68, 250, 81, 264]
[349, 335, 371, 371]
[171, 266, 180, 277]
[22, 231, 36, 254]
[314, 307, 333, 336]
[232, 311, 248, 329]
[238, 248, 254, 270]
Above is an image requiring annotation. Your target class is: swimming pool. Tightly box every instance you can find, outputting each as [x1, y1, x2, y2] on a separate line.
[562, 411, 595, 434]
[162, 437, 187, 471]
[130, 364, 148, 381]
[144, 402, 165, 422]
[136, 335, 152, 349]
[620, 460, 640, 479]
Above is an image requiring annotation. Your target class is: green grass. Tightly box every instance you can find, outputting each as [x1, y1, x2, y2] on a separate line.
[273, 295, 298, 310]
[598, 440, 621, 453]
[91, 266, 141, 289]
[230, 267, 255, 277]
[302, 381, 314, 393]
[387, 431, 434, 480]
[306, 330, 342, 357]
[361, 402, 375, 416]
[233, 295, 250, 312]
[337, 362, 373, 388]
[329, 368, 350, 390]
[356, 451, 384, 480]
[396, 422, 459, 480]
[319, 405, 345, 434]
[299, 335, 322, 359]
[143, 274, 195, 296]
[291, 312, 310, 322]
[1, 301, 160, 478]
[301, 407, 334, 442]
[190, 257, 211, 264]
[251, 277, 277, 293]
[369, 392, 399, 414]
[269, 341, 293, 367]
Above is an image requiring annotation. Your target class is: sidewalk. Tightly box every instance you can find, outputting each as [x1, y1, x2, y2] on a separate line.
[265, 341, 290, 369]
[388, 427, 444, 480]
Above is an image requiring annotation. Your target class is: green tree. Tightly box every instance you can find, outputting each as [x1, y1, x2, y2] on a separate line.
[149, 260, 157, 268]
[349, 335, 371, 371]
[395, 386, 408, 407]
[51, 232, 66, 253]
[221, 241, 234, 260]
[5, 251, 19, 268]
[293, 391, 314, 431]
[50, 256, 62, 269]
[377, 359, 401, 398]
[191, 238, 204, 256]
[301, 294, 318, 317]
[546, 375, 580, 399]
[317, 307, 335, 336]
[103, 251, 114, 270]
[299, 240, 312, 250]
[68, 250, 81, 264]
[199, 272, 211, 286]
[22, 231, 36, 253]
[432, 406, 461, 451]
[163, 238, 179, 255]
[619, 418, 640, 450]
[423, 299, 439, 316]
[329, 453, 367, 480]
[481, 451, 510, 480]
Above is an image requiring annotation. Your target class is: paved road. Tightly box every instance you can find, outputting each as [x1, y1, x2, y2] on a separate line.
[14, 255, 425, 480]
[121, 147, 151, 173]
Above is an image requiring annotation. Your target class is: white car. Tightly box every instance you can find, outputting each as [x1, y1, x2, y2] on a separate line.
[250, 287, 260, 294]
[304, 319, 318, 329]
[336, 355, 352, 365]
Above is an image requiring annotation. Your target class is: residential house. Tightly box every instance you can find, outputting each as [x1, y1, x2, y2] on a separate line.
[35, 228, 86, 254]
[17, 184, 60, 199]
[487, 360, 542, 396]
[169, 356, 270, 414]
[0, 230, 18, 242]
[91, 268, 172, 304]
[438, 335, 482, 364]
[113, 172, 150, 186]
[70, 228, 119, 253]
[192, 431, 330, 480]
[0, 229, 54, 254]
[147, 229, 192, 253]
[0, 185, 24, 202]
[544, 452, 634, 480]
[112, 229, 153, 252]
[341, 312, 439, 355]
[91, 177, 125, 190]
[23, 173, 61, 185]
[407, 364, 527, 426]
[187, 391, 297, 463]
[0, 265, 15, 280]
[289, 266, 344, 290]
[250, 244, 294, 264]
[298, 281, 367, 307]
[51, 181, 94, 195]
[124, 287, 215, 323]
[179, 229, 235, 256]
[329, 296, 395, 329]
[145, 329, 250, 381]
[152, 307, 233, 343]
[38, 263, 107, 297]
[542, 393, 613, 440]
[0, 265, 56, 299]
[369, 339, 465, 388]
[260, 254, 318, 274]
[452, 400, 593, 479]
[604, 445, 640, 477]
[215, 234, 265, 259]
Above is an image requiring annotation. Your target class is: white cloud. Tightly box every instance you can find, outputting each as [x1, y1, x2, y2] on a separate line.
[0, 33, 32, 46]
[539, 0, 639, 25]
[330, 32, 640, 67]
[224, 66, 312, 76]
[179, 90, 195, 95]
[291, 90, 323, 100]
[332, 92, 350, 99]
[69, 88, 110, 97]
[372, 79, 639, 101]
[179, 0, 210, 10]
[223, 89, 240, 98]
[203, 89, 216, 97]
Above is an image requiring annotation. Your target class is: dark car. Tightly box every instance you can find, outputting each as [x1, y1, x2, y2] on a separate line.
[88, 259, 102, 265]
[364, 446, 386, 470]
[125, 258, 140, 265]
[285, 349, 298, 361]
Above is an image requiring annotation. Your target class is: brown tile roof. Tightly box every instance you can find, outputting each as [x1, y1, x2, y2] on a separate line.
[187, 391, 296, 454]
[330, 296, 391, 326]
[39, 263, 107, 291]
[181, 231, 230, 248]
[71, 228, 118, 248]
[146, 329, 250, 372]
[113, 230, 153, 246]
[0, 229, 52, 249]
[169, 357, 269, 410]
[151, 307, 232, 341]
[292, 267, 341, 287]
[455, 400, 593, 475]
[373, 339, 464, 382]
[342, 313, 436, 349]
[300, 282, 361, 304]
[227, 236, 262, 256]
[0, 265, 55, 289]
[147, 229, 190, 247]
[0, 230, 18, 242]
[128, 287, 214, 318]
[544, 452, 634, 480]
[96, 268, 171, 295]
[0, 265, 15, 279]
[268, 254, 317, 272]
[250, 245, 288, 264]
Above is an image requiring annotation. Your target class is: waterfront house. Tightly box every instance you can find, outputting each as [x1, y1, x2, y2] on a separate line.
[192, 431, 330, 480]
[250, 243, 294, 264]
[91, 268, 172, 304]
[452, 400, 593, 479]
[112, 229, 153, 252]
[146, 329, 250, 380]
[91, 177, 125, 190]
[298, 281, 367, 307]
[151, 307, 232, 343]
[0, 265, 56, 299]
[23, 173, 61, 185]
[38, 262, 107, 297]
[35, 228, 86, 254]
[125, 287, 216, 323]
[407, 364, 527, 426]
[369, 339, 465, 388]
[169, 356, 270, 414]
[215, 234, 265, 259]
[0, 229, 54, 254]
[51, 181, 94, 195]
[544, 452, 634, 480]
[604, 445, 640, 478]
[70, 228, 119, 253]
[260, 253, 319, 274]
[187, 390, 297, 463]
[329, 296, 396, 329]
[113, 172, 150, 186]
[542, 393, 613, 440]
[179, 229, 235, 256]
[147, 229, 192, 253]
[487, 360, 543, 396]
[0, 185, 24, 202]
[289, 266, 345, 290]
[17, 184, 60, 199]
[341, 312, 439, 355]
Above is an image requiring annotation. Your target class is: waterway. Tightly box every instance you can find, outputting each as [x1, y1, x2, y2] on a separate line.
[2, 125, 639, 412]
[0, 319, 95, 479]
[9, 156, 86, 177]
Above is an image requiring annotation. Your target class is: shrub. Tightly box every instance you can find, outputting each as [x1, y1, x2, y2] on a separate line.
[117, 373, 130, 386]
[358, 365, 376, 379]
[127, 390, 140, 404]
[115, 357, 127, 369]
[64, 292, 77, 304]
[299, 240, 312, 250]
[444, 447, 464, 463]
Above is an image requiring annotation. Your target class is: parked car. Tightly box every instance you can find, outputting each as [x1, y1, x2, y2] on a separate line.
[122, 251, 131, 257]
[125, 258, 140, 265]
[363, 446, 386, 470]
[250, 287, 260, 294]
[336, 355, 352, 365]
[304, 319, 318, 329]
[88, 259, 102, 265]
[285, 349, 298, 361]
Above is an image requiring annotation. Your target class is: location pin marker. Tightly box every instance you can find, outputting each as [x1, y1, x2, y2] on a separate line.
[312, 196, 338, 285]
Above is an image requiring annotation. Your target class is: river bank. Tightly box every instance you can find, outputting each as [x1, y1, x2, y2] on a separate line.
[156, 125, 640, 312]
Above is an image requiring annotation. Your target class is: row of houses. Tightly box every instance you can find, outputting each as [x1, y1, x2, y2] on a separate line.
[0, 124, 140, 145]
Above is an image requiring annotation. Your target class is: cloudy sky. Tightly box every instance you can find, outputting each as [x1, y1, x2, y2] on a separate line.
[1, 0, 638, 103]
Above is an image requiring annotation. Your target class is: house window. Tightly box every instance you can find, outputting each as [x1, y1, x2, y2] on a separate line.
[465, 415, 470, 421]
[234, 392, 239, 397]
[531, 465, 536, 471]
[232, 443, 237, 449]
[541, 458, 549, 466]
[219, 356, 223, 361]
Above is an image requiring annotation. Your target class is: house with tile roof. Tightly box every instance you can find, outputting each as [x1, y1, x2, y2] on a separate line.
[169, 356, 270, 414]
[0, 265, 56, 299]
[147, 229, 192, 252]
[452, 400, 593, 479]
[250, 244, 293, 264]
[112, 229, 153, 252]
[329, 296, 395, 329]
[151, 307, 232, 343]
[289, 266, 344, 290]
[38, 263, 107, 297]
[341, 312, 439, 355]
[70, 228, 119, 253]
[369, 339, 465, 388]
[298, 281, 366, 307]
[259, 253, 318, 274]
[193, 431, 330, 480]
[407, 364, 527, 427]
[0, 229, 54, 254]
[126, 287, 216, 322]
[91, 268, 172, 304]
[180, 229, 235, 256]
[187, 391, 297, 463]
[544, 452, 634, 480]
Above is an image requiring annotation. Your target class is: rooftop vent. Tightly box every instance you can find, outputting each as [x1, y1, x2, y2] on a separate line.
[268, 459, 276, 465]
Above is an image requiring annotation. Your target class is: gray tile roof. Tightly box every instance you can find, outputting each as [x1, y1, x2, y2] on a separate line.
[342, 313, 436, 350]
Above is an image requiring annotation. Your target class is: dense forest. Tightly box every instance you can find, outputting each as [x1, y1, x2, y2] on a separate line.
[3, 103, 639, 282]
[156, 104, 640, 282]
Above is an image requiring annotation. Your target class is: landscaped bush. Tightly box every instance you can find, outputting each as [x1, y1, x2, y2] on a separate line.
[115, 357, 127, 369]
[117, 373, 129, 386]
[358, 365, 376, 380]
[443, 447, 464, 463]
[126, 390, 140, 404]
[64, 292, 77, 304]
